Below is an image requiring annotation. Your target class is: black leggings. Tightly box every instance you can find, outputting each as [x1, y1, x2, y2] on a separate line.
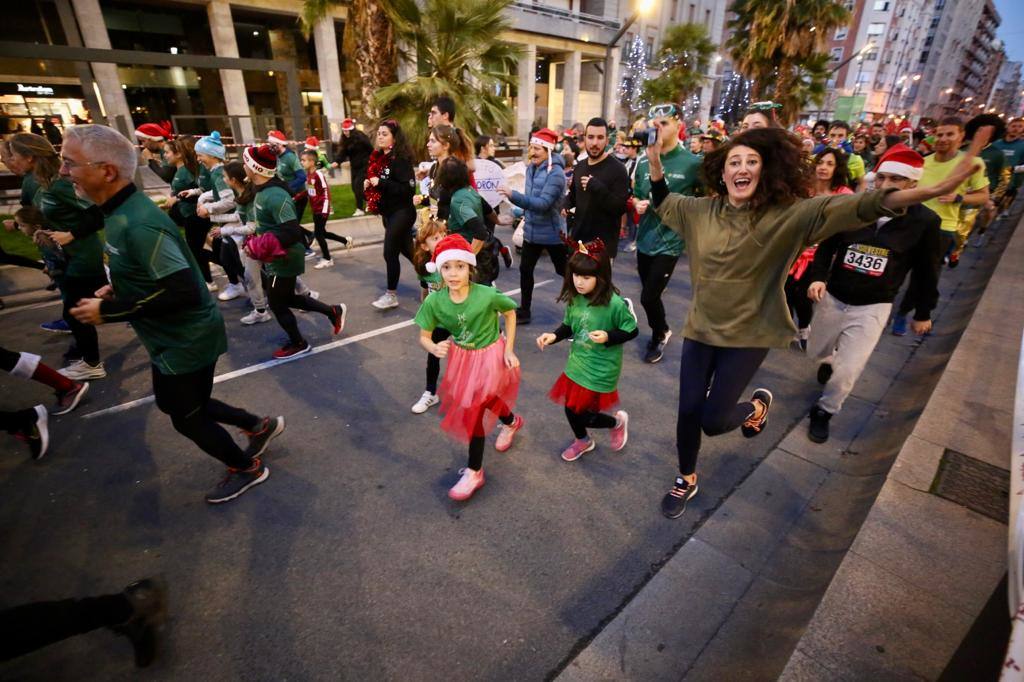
[313, 214, 348, 259]
[565, 406, 616, 439]
[151, 362, 260, 470]
[0, 594, 132, 662]
[219, 239, 244, 285]
[61, 275, 107, 365]
[0, 244, 43, 270]
[352, 168, 367, 211]
[184, 214, 213, 283]
[636, 252, 679, 339]
[262, 272, 334, 345]
[468, 408, 515, 471]
[382, 207, 415, 290]
[519, 241, 567, 313]
[784, 275, 813, 330]
[676, 338, 769, 476]
[426, 327, 451, 394]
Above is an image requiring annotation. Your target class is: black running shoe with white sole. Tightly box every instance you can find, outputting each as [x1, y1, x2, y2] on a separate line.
[205, 461, 269, 504]
[244, 416, 286, 459]
[741, 388, 773, 438]
[643, 330, 672, 364]
[661, 476, 699, 519]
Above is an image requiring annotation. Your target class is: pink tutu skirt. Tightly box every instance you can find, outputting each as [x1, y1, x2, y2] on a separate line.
[438, 337, 521, 443]
[548, 373, 619, 414]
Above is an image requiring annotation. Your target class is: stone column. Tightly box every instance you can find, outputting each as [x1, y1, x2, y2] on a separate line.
[602, 48, 621, 126]
[207, 0, 255, 145]
[70, 0, 134, 135]
[562, 50, 582, 128]
[313, 16, 346, 141]
[517, 44, 537, 139]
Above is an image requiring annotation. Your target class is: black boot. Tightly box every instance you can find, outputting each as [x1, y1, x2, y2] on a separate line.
[808, 405, 832, 444]
[110, 578, 167, 668]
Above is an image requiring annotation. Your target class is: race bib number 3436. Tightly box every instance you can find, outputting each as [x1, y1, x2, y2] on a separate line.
[842, 244, 889, 277]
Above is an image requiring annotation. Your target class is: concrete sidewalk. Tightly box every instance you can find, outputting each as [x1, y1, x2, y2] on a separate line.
[557, 208, 1023, 681]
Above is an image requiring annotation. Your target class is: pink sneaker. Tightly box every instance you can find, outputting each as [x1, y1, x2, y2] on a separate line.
[495, 415, 524, 452]
[448, 468, 485, 501]
[610, 410, 629, 452]
[561, 437, 596, 462]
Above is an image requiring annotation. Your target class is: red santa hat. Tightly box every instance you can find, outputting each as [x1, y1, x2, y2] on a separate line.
[305, 136, 319, 150]
[425, 233, 477, 273]
[267, 130, 288, 145]
[243, 145, 278, 178]
[135, 121, 173, 142]
[874, 144, 924, 180]
[341, 118, 356, 131]
[529, 128, 557, 151]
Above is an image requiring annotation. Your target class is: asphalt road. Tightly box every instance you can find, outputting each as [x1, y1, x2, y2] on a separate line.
[0, 226, 996, 681]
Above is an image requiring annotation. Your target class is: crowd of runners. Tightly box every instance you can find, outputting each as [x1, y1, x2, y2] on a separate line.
[0, 91, 1021, 665]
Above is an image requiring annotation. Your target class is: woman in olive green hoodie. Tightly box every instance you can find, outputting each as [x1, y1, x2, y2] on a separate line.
[647, 125, 990, 519]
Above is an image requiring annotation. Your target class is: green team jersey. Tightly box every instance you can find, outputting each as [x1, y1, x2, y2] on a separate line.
[562, 293, 637, 393]
[979, 145, 1006, 192]
[20, 172, 39, 206]
[993, 137, 1024, 190]
[103, 188, 227, 374]
[414, 283, 517, 350]
[253, 183, 304, 277]
[198, 165, 213, 192]
[33, 178, 105, 279]
[170, 165, 198, 218]
[276, 149, 302, 185]
[447, 186, 486, 243]
[419, 269, 443, 294]
[633, 143, 701, 257]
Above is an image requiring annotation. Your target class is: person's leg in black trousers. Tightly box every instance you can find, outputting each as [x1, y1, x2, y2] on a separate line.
[183, 214, 213, 283]
[636, 252, 678, 341]
[312, 214, 349, 260]
[546, 242, 568, 277]
[0, 244, 43, 270]
[518, 241, 543, 316]
[383, 207, 415, 291]
[352, 167, 367, 212]
[61, 276, 104, 367]
[263, 273, 337, 347]
[0, 578, 167, 668]
[425, 327, 451, 394]
[293, 194, 315, 248]
[219, 239, 244, 285]
[564, 407, 616, 439]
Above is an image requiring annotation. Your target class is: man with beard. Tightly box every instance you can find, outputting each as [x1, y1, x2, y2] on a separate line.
[567, 117, 630, 254]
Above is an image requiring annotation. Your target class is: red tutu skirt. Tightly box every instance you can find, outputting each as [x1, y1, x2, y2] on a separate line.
[548, 373, 619, 414]
[438, 337, 521, 443]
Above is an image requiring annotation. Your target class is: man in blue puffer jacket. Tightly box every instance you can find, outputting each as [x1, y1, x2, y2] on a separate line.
[499, 128, 567, 324]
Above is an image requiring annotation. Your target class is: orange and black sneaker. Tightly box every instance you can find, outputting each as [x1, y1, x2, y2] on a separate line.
[741, 388, 773, 438]
[661, 476, 698, 519]
[205, 459, 270, 504]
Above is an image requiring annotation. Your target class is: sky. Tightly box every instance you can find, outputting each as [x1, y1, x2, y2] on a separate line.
[994, 0, 1024, 64]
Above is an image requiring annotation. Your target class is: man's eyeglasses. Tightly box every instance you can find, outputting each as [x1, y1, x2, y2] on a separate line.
[60, 156, 107, 170]
[647, 103, 680, 119]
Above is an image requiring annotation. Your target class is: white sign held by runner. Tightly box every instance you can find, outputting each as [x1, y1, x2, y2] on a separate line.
[474, 158, 505, 208]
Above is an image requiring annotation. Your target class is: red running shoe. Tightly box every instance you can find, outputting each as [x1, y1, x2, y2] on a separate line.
[273, 341, 312, 359]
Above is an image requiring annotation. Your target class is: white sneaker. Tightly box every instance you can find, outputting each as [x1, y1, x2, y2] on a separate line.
[304, 249, 317, 261]
[351, 209, 365, 217]
[345, 236, 355, 250]
[240, 308, 272, 325]
[411, 391, 440, 414]
[448, 468, 485, 501]
[314, 258, 334, 269]
[58, 360, 107, 380]
[206, 281, 219, 293]
[217, 283, 245, 301]
[371, 292, 399, 310]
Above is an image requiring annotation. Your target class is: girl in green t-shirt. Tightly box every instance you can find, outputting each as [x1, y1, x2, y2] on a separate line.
[537, 239, 638, 463]
[410, 217, 448, 415]
[414, 234, 523, 502]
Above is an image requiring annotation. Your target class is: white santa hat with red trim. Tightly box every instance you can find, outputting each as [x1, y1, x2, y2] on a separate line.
[243, 144, 278, 178]
[529, 128, 558, 170]
[874, 144, 924, 180]
[267, 129, 288, 145]
[425, 233, 477, 273]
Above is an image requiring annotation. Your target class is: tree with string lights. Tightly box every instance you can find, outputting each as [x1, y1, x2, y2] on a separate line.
[619, 35, 650, 117]
[641, 23, 717, 112]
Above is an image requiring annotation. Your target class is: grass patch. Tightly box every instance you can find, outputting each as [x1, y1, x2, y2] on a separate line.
[299, 183, 358, 223]
[0, 216, 41, 260]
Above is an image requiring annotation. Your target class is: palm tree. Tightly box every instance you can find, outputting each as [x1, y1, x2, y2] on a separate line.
[726, 0, 850, 123]
[374, 0, 519, 156]
[301, 0, 397, 121]
[642, 23, 718, 108]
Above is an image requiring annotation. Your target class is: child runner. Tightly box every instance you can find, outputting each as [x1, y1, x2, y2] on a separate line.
[297, 149, 350, 270]
[211, 161, 270, 324]
[266, 130, 312, 259]
[537, 238, 637, 462]
[410, 216, 448, 414]
[414, 234, 524, 501]
[193, 132, 245, 302]
[242, 144, 346, 358]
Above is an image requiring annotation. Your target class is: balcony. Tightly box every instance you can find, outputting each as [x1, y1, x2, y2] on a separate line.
[507, 1, 622, 44]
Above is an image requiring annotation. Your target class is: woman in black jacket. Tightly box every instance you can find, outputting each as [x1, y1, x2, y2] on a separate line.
[365, 119, 416, 310]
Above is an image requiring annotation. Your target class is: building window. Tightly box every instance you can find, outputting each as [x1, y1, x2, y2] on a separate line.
[835, 27, 848, 41]
[830, 47, 845, 63]
[873, 0, 890, 10]
[867, 22, 885, 35]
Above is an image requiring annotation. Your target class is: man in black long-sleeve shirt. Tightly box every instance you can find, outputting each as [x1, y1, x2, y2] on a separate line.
[62, 124, 284, 505]
[803, 152, 942, 443]
[332, 119, 373, 215]
[567, 117, 630, 253]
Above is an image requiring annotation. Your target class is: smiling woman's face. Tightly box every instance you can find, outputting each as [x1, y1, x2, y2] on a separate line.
[722, 144, 761, 205]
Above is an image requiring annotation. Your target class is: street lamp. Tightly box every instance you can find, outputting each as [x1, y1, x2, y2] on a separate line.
[601, 0, 657, 119]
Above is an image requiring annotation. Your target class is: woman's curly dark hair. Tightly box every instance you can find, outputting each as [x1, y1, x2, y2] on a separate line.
[700, 128, 814, 209]
[813, 147, 850, 193]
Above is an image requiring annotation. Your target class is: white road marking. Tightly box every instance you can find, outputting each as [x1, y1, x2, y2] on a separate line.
[81, 279, 551, 419]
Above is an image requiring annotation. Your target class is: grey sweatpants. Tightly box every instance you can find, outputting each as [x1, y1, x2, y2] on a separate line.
[807, 292, 891, 415]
